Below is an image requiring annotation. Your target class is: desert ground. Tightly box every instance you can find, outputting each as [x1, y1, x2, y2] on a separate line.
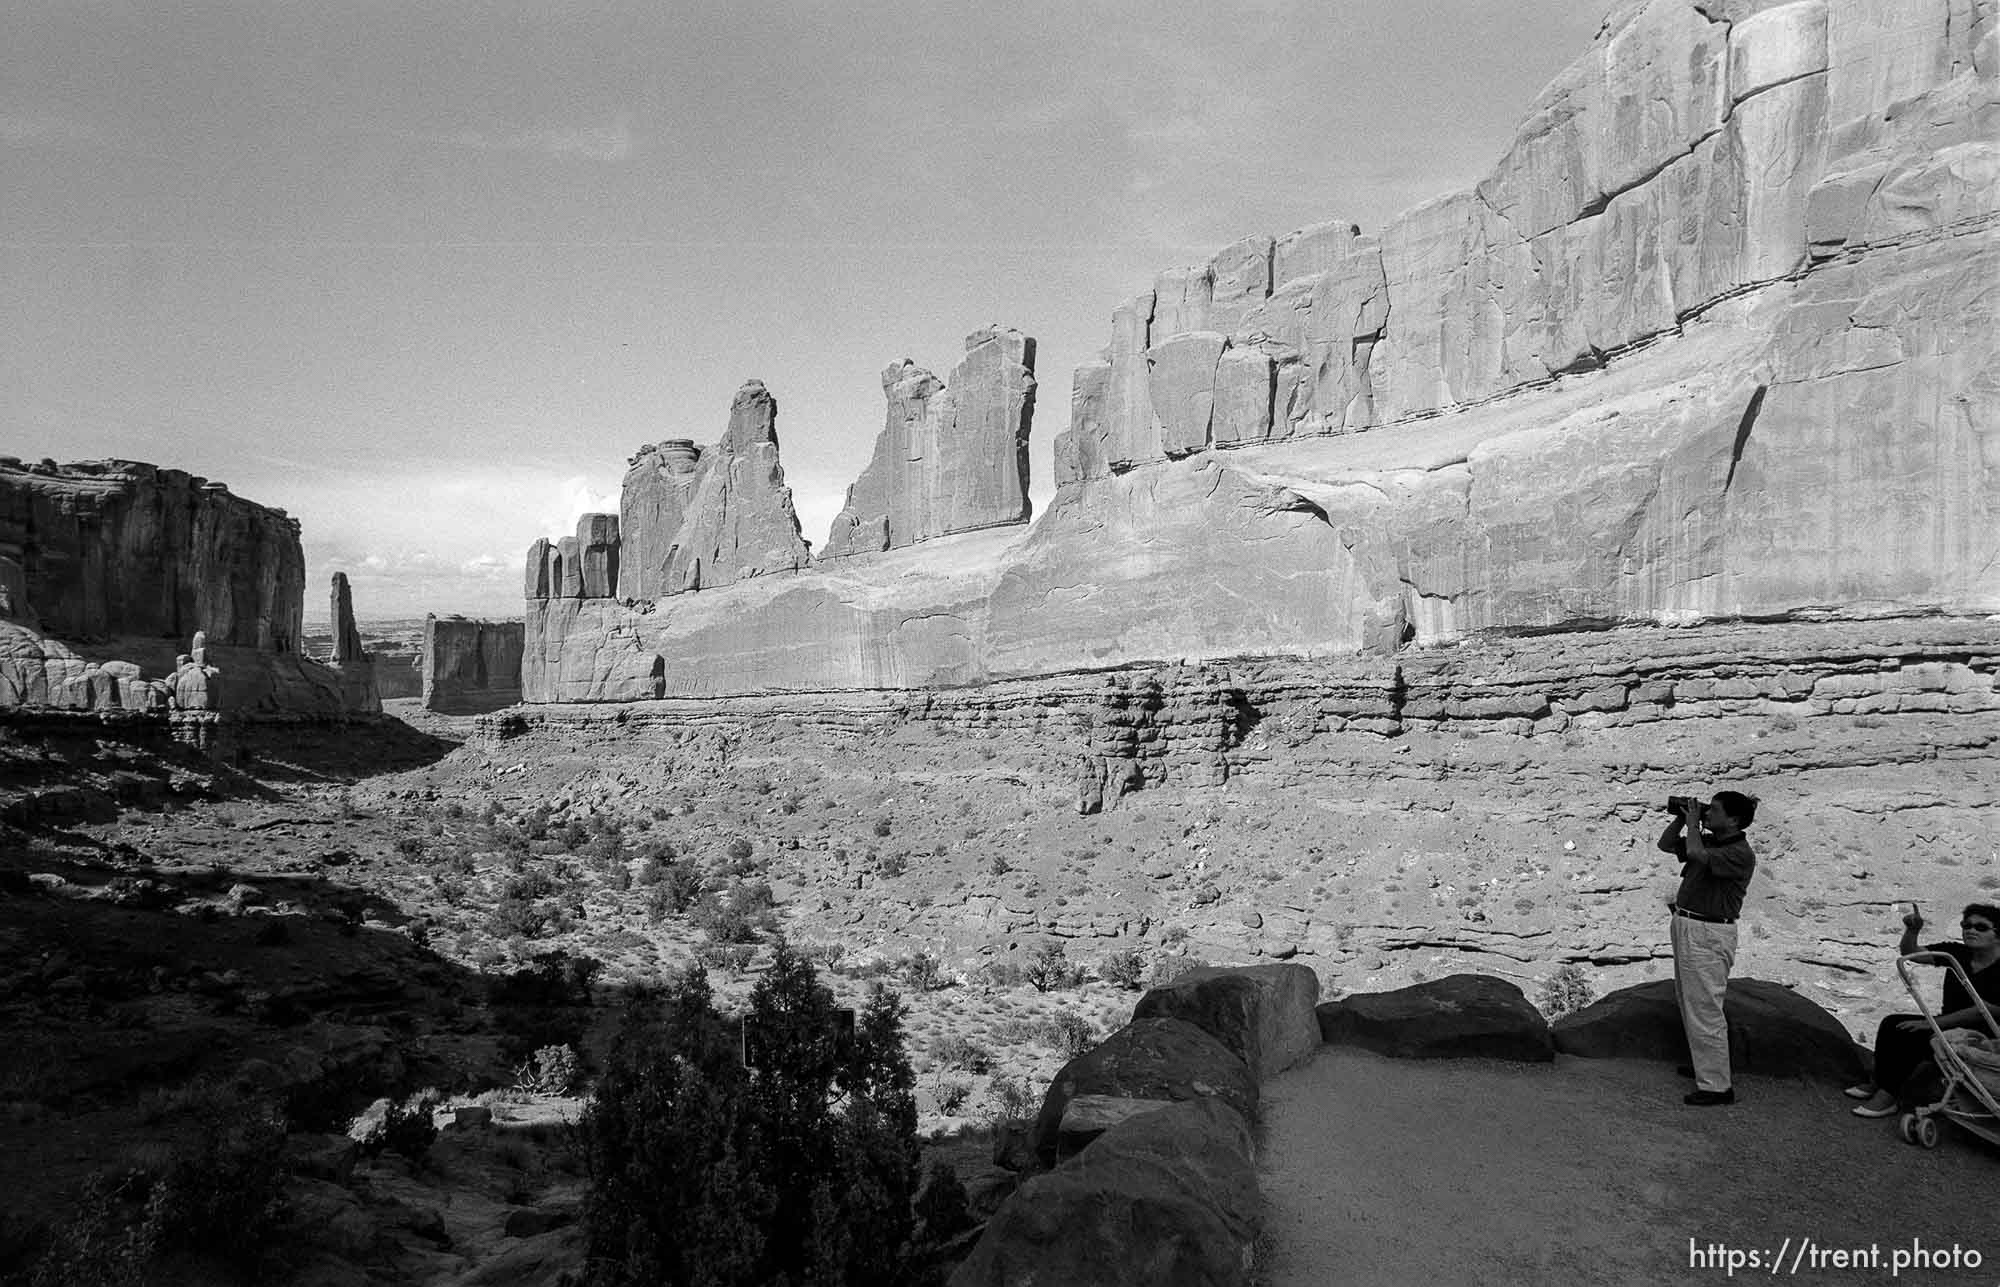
[2, 686, 1994, 1282]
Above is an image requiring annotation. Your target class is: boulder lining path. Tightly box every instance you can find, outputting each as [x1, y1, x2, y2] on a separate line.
[1255, 1047, 1995, 1286]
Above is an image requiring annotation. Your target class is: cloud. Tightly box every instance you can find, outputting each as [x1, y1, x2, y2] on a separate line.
[434, 114, 639, 163]
[536, 476, 620, 539]
[0, 112, 105, 148]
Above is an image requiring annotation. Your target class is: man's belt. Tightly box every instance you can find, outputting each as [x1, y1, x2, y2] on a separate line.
[1672, 905, 1736, 925]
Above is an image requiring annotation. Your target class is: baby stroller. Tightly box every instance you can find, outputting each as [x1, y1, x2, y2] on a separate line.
[1892, 951, 2000, 1150]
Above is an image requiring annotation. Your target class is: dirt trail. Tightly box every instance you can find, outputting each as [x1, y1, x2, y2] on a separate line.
[1255, 1048, 1996, 1287]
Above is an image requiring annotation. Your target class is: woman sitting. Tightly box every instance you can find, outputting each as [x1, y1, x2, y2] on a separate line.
[1848, 901, 2000, 1117]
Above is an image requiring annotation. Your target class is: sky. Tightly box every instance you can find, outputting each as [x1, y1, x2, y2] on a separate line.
[3, 0, 1609, 622]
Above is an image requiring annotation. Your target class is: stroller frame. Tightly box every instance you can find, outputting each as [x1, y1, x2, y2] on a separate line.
[1892, 950, 2000, 1150]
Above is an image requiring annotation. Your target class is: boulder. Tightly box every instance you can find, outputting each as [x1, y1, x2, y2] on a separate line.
[950, 1097, 1257, 1287]
[1053, 1094, 1174, 1163]
[1031, 1017, 1254, 1169]
[1552, 978, 1865, 1083]
[1132, 963, 1323, 1080]
[1317, 974, 1555, 1062]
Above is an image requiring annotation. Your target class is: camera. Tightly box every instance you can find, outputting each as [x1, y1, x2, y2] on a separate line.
[1661, 795, 1701, 814]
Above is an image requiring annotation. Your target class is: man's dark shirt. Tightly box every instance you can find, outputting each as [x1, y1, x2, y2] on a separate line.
[1919, 942, 2000, 1016]
[1667, 830, 1756, 920]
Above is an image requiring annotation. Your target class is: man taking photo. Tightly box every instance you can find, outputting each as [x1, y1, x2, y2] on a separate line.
[1658, 790, 1759, 1106]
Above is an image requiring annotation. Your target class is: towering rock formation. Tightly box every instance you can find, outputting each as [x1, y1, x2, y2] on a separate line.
[606, 379, 811, 600]
[821, 327, 1037, 559]
[523, 0, 1997, 701]
[0, 458, 304, 650]
[331, 572, 366, 663]
[423, 614, 524, 713]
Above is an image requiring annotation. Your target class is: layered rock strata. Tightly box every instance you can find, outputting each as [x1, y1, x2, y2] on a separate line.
[423, 615, 524, 713]
[527, 0, 1996, 702]
[821, 327, 1037, 559]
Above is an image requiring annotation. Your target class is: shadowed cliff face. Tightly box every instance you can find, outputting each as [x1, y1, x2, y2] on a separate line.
[522, 0, 1999, 704]
[0, 459, 305, 651]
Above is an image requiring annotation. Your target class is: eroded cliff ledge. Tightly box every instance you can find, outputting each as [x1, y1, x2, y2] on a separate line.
[525, 0, 1997, 703]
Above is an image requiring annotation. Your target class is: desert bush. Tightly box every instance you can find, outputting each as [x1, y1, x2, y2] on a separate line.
[980, 960, 1026, 990]
[928, 1035, 993, 1075]
[988, 854, 1011, 876]
[1536, 962, 1595, 1021]
[872, 817, 893, 838]
[393, 834, 426, 859]
[576, 949, 922, 1286]
[1039, 1012, 1096, 1059]
[357, 1089, 442, 1162]
[934, 1078, 972, 1116]
[913, 1160, 975, 1244]
[983, 1074, 1036, 1123]
[876, 850, 908, 878]
[724, 836, 754, 863]
[1097, 948, 1145, 990]
[798, 940, 845, 971]
[898, 951, 947, 993]
[695, 942, 757, 976]
[515, 1043, 583, 1095]
[1024, 941, 1080, 993]
[1147, 954, 1210, 987]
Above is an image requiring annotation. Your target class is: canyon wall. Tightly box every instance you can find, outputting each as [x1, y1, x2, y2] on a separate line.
[525, 0, 1998, 703]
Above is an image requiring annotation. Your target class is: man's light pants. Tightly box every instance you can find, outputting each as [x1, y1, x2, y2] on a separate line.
[1671, 913, 1738, 1092]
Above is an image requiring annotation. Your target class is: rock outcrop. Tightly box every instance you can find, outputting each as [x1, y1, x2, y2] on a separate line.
[0, 458, 304, 650]
[0, 461, 382, 731]
[610, 378, 809, 600]
[821, 328, 1036, 559]
[423, 615, 524, 713]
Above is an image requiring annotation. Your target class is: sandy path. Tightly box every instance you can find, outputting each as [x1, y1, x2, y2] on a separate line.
[1256, 1048, 1997, 1287]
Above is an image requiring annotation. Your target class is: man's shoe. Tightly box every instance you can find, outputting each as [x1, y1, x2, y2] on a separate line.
[1843, 1084, 1875, 1100]
[1851, 1101, 1898, 1118]
[1684, 1088, 1735, 1107]
[1675, 1065, 1696, 1078]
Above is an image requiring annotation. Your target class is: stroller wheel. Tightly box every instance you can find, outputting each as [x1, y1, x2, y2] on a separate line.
[1899, 1113, 1919, 1145]
[1915, 1116, 1941, 1149]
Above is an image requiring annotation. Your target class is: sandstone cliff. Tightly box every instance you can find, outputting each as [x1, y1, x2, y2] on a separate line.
[0, 458, 304, 650]
[423, 615, 524, 714]
[524, 0, 1997, 702]
[821, 328, 1037, 559]
[0, 461, 381, 726]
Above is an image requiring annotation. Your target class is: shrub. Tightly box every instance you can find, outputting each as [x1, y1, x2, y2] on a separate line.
[724, 836, 754, 863]
[934, 1078, 972, 1116]
[576, 950, 922, 1286]
[1147, 954, 1209, 987]
[515, 1043, 583, 1095]
[393, 834, 426, 859]
[357, 1089, 442, 1162]
[872, 817, 893, 838]
[1536, 962, 1595, 1021]
[913, 1160, 975, 1244]
[984, 1074, 1036, 1123]
[899, 951, 946, 993]
[1098, 948, 1145, 990]
[928, 1035, 993, 1075]
[981, 961, 1026, 990]
[1024, 941, 1079, 993]
[877, 850, 908, 878]
[1039, 1012, 1096, 1059]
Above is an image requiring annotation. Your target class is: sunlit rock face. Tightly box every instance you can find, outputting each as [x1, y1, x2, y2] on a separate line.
[606, 379, 810, 602]
[821, 328, 1037, 560]
[0, 458, 305, 651]
[524, 0, 1998, 701]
